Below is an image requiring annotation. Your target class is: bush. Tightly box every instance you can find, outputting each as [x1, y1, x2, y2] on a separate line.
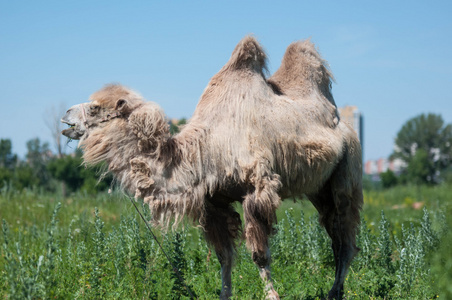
[47, 150, 112, 195]
[1, 187, 450, 298]
[380, 170, 398, 189]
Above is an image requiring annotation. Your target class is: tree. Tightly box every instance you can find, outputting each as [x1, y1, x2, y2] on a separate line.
[12, 164, 40, 190]
[26, 138, 51, 165]
[0, 139, 17, 189]
[0, 139, 17, 169]
[404, 149, 435, 185]
[47, 151, 84, 193]
[44, 103, 69, 158]
[169, 118, 187, 135]
[26, 138, 52, 186]
[380, 170, 398, 188]
[47, 149, 113, 194]
[391, 113, 452, 184]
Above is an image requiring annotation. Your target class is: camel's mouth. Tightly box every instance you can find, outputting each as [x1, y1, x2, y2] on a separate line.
[61, 119, 84, 140]
[61, 103, 89, 140]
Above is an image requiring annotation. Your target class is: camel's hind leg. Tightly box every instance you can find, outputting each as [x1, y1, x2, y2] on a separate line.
[203, 200, 242, 300]
[309, 157, 363, 299]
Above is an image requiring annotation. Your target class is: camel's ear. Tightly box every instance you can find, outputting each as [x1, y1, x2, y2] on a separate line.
[115, 99, 128, 112]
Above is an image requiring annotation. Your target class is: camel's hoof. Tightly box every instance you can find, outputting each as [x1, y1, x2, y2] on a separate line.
[265, 289, 280, 300]
[327, 289, 344, 300]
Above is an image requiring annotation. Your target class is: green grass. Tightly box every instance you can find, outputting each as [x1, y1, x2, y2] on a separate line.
[1, 184, 451, 299]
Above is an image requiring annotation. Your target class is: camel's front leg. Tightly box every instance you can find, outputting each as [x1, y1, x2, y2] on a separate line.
[252, 246, 279, 300]
[243, 192, 280, 300]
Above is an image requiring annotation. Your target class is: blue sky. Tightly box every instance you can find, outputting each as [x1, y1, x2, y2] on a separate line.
[1, 1, 451, 162]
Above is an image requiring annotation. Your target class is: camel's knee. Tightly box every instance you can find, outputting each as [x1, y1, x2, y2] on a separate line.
[332, 212, 359, 250]
[252, 248, 271, 268]
[251, 247, 280, 299]
[335, 235, 358, 265]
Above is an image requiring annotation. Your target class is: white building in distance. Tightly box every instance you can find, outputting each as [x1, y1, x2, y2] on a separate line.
[338, 105, 363, 160]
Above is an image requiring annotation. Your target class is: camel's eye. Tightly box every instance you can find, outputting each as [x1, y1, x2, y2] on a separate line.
[90, 105, 100, 115]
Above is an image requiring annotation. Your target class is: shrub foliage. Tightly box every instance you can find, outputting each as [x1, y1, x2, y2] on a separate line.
[1, 188, 449, 299]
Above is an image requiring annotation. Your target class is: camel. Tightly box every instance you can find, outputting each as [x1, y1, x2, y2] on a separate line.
[61, 36, 362, 299]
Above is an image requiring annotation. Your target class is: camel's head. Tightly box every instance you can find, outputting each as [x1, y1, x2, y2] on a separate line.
[62, 84, 170, 166]
[61, 84, 144, 141]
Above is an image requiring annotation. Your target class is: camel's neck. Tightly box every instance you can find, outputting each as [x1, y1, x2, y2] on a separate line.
[81, 120, 144, 192]
[126, 122, 209, 227]
[96, 119, 207, 198]
[81, 108, 209, 226]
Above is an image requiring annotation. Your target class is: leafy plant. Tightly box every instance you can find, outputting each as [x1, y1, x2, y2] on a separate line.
[1, 186, 450, 299]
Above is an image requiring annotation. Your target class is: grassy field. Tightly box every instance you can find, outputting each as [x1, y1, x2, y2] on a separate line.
[1, 184, 451, 299]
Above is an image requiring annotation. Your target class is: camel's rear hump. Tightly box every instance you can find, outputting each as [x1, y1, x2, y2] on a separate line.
[268, 40, 335, 104]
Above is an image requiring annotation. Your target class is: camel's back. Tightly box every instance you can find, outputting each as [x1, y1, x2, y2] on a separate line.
[188, 72, 346, 195]
[185, 36, 354, 195]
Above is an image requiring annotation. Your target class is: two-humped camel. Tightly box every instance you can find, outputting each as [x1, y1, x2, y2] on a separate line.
[62, 36, 362, 299]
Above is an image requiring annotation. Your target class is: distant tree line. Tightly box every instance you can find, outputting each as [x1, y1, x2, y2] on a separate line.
[369, 113, 452, 189]
[0, 119, 189, 195]
[0, 137, 112, 195]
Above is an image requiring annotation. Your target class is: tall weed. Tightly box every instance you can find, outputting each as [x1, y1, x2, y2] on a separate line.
[1, 187, 450, 299]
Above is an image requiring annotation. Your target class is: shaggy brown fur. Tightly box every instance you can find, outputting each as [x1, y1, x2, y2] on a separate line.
[61, 36, 363, 300]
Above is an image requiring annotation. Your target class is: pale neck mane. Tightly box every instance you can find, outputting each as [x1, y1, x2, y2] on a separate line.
[80, 103, 208, 228]
[80, 118, 140, 188]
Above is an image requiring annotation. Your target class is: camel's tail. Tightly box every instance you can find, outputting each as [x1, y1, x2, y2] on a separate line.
[268, 40, 335, 105]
